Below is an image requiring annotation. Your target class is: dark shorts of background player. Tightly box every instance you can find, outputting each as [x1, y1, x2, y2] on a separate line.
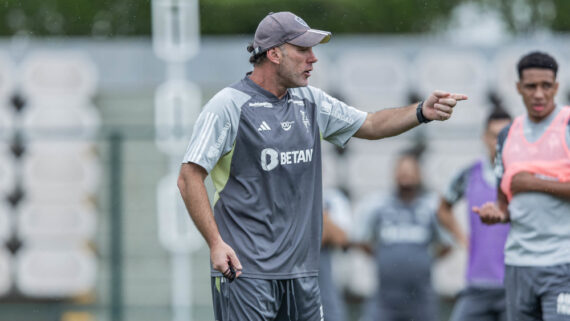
[360, 291, 438, 321]
[505, 264, 570, 321]
[211, 276, 323, 321]
[449, 286, 506, 321]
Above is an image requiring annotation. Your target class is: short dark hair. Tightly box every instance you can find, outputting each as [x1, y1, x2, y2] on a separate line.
[247, 43, 267, 65]
[485, 106, 511, 129]
[485, 92, 512, 128]
[517, 51, 558, 79]
[400, 143, 426, 162]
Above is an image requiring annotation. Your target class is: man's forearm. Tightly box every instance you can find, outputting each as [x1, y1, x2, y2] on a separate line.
[437, 200, 468, 247]
[354, 103, 419, 140]
[353, 91, 466, 140]
[511, 172, 570, 200]
[178, 163, 223, 248]
[534, 180, 570, 199]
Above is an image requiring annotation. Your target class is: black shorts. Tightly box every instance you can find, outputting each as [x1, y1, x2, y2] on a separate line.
[505, 264, 570, 321]
[211, 276, 323, 321]
[449, 286, 506, 321]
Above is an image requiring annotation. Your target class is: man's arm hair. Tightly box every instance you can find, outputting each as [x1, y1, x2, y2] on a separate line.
[353, 91, 467, 140]
[354, 103, 420, 139]
[177, 162, 243, 277]
[177, 162, 222, 248]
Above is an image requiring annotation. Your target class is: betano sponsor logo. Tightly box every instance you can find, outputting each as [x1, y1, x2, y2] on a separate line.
[260, 148, 313, 171]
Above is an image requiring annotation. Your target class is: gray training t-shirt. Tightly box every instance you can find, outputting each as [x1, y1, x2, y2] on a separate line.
[352, 191, 449, 305]
[495, 105, 570, 266]
[183, 76, 367, 279]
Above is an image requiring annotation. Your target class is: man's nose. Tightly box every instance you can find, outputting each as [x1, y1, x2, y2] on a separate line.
[308, 48, 318, 63]
[534, 87, 545, 99]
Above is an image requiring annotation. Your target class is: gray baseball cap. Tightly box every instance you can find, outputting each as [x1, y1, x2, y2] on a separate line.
[251, 12, 332, 55]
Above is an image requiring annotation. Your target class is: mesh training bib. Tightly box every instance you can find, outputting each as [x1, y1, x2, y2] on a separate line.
[501, 106, 570, 201]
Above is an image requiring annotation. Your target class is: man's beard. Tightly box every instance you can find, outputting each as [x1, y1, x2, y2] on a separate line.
[397, 183, 421, 200]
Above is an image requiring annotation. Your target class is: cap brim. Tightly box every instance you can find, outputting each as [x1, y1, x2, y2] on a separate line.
[287, 29, 331, 48]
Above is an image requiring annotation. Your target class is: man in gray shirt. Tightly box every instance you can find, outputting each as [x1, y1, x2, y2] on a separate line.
[475, 51, 570, 321]
[177, 11, 467, 321]
[353, 149, 450, 321]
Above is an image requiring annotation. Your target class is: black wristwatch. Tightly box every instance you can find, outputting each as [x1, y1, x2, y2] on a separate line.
[416, 101, 432, 124]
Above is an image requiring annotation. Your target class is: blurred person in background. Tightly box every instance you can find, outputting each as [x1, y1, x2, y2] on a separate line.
[352, 147, 451, 321]
[320, 187, 352, 321]
[177, 11, 467, 321]
[475, 51, 570, 321]
[438, 104, 512, 321]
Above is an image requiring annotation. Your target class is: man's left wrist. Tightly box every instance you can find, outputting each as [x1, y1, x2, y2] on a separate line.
[416, 101, 432, 124]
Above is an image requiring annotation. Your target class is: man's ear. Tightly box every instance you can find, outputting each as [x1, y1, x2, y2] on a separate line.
[266, 47, 281, 64]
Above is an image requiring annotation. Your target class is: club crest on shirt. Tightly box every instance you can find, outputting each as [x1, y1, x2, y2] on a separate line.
[281, 121, 295, 131]
[300, 110, 310, 130]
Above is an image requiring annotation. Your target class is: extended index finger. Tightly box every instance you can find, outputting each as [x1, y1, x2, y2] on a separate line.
[450, 93, 468, 101]
[433, 90, 451, 98]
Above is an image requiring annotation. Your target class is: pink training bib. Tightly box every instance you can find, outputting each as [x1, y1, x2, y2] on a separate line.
[501, 106, 570, 201]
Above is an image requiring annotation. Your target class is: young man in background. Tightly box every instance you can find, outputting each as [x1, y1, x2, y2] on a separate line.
[475, 51, 570, 321]
[438, 106, 512, 321]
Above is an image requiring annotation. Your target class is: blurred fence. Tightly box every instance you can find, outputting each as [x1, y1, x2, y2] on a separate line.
[0, 35, 569, 321]
[0, 51, 100, 321]
[0, 48, 210, 321]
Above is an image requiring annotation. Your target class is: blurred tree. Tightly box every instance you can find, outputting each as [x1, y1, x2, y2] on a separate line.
[479, 0, 569, 33]
[200, 0, 459, 34]
[0, 0, 458, 36]
[0, 0, 568, 37]
[0, 0, 152, 37]
[550, 0, 570, 31]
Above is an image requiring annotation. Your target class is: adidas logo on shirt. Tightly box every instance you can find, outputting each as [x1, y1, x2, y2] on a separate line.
[258, 121, 271, 132]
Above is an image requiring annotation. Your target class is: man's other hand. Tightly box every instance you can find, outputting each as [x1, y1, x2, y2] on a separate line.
[473, 202, 509, 225]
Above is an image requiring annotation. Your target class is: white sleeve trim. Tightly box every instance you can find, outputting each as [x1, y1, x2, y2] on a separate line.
[183, 112, 219, 164]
